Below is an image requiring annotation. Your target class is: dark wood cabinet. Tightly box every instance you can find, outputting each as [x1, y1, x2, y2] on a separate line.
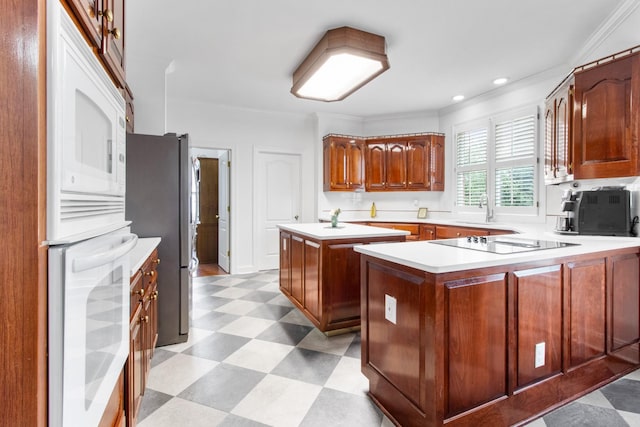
[124, 84, 134, 133]
[368, 222, 420, 240]
[435, 225, 490, 239]
[572, 49, 640, 179]
[419, 224, 436, 240]
[544, 77, 574, 183]
[322, 135, 365, 191]
[360, 248, 640, 427]
[279, 229, 406, 333]
[324, 133, 445, 192]
[126, 248, 160, 427]
[63, 0, 127, 88]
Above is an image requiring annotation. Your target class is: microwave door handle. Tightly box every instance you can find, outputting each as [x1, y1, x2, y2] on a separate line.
[73, 233, 138, 273]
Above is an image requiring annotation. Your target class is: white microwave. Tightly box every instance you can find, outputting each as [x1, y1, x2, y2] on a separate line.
[47, 2, 127, 244]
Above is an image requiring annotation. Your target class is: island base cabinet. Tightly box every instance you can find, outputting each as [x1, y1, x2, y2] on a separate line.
[279, 230, 406, 333]
[360, 250, 640, 427]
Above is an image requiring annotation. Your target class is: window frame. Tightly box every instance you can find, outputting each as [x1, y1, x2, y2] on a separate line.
[453, 105, 540, 217]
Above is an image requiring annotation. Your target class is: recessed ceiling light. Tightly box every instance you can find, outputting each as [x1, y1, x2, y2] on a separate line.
[493, 77, 508, 85]
[452, 95, 465, 102]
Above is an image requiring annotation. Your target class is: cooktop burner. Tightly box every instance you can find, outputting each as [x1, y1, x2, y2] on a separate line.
[429, 235, 579, 254]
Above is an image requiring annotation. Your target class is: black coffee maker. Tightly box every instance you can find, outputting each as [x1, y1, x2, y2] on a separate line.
[556, 189, 577, 233]
[557, 187, 631, 236]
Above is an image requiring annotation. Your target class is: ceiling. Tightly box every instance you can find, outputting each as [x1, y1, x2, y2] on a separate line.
[126, 0, 626, 118]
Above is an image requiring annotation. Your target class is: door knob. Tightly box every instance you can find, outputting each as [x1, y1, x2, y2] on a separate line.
[294, 215, 299, 221]
[216, 214, 220, 219]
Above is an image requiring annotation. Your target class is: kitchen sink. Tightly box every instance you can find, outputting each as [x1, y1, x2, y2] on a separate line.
[429, 236, 579, 254]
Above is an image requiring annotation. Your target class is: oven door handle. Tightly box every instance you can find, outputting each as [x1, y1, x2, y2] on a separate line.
[73, 233, 138, 273]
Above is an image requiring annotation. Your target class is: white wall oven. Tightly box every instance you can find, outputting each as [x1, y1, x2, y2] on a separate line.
[47, 1, 127, 244]
[49, 227, 137, 427]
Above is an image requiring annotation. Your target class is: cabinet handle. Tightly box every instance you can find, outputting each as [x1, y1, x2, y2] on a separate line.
[456, 232, 461, 237]
[145, 270, 155, 277]
[141, 315, 149, 323]
[125, 116, 131, 123]
[151, 291, 159, 300]
[99, 8, 114, 22]
[109, 27, 121, 40]
[134, 288, 145, 297]
[154, 258, 161, 265]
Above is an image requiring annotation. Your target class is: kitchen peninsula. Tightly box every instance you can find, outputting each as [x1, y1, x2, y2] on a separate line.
[354, 235, 640, 426]
[278, 223, 408, 334]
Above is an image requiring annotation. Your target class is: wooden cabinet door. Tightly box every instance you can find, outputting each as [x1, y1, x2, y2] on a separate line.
[330, 138, 350, 190]
[385, 141, 407, 189]
[430, 135, 445, 191]
[99, 0, 126, 87]
[419, 224, 435, 240]
[366, 142, 386, 191]
[555, 79, 573, 179]
[512, 265, 562, 388]
[347, 141, 365, 190]
[64, 0, 103, 46]
[290, 235, 304, 304]
[304, 240, 321, 320]
[406, 138, 429, 190]
[573, 54, 637, 179]
[125, 84, 134, 133]
[566, 258, 606, 368]
[544, 99, 556, 182]
[445, 273, 508, 416]
[435, 225, 488, 239]
[608, 253, 640, 353]
[127, 303, 144, 427]
[279, 232, 292, 294]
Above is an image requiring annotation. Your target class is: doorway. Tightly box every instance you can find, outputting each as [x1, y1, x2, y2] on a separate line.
[192, 148, 231, 276]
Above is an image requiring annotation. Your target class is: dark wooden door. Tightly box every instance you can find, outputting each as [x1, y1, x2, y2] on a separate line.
[385, 141, 407, 190]
[430, 135, 445, 191]
[365, 142, 386, 191]
[196, 158, 219, 264]
[406, 138, 429, 190]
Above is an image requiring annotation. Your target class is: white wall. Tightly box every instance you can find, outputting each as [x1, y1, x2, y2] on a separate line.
[166, 98, 317, 273]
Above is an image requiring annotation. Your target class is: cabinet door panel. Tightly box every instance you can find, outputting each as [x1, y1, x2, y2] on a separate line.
[514, 265, 562, 388]
[567, 259, 606, 367]
[291, 236, 304, 304]
[385, 142, 407, 189]
[406, 139, 429, 189]
[366, 143, 386, 191]
[330, 139, 349, 189]
[445, 274, 508, 416]
[304, 240, 320, 319]
[279, 232, 292, 294]
[430, 136, 445, 191]
[574, 55, 636, 178]
[65, 0, 102, 46]
[609, 253, 640, 351]
[544, 101, 555, 181]
[348, 142, 365, 189]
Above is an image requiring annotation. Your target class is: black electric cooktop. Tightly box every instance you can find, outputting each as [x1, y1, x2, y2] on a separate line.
[429, 235, 579, 254]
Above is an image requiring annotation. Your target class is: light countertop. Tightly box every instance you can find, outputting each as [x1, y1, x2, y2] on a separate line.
[354, 232, 640, 274]
[129, 237, 161, 277]
[277, 222, 409, 240]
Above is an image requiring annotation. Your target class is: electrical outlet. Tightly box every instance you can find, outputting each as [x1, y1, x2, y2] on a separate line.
[535, 342, 545, 368]
[385, 294, 397, 324]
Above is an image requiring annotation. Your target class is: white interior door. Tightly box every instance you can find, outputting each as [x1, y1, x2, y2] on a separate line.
[255, 150, 301, 271]
[218, 150, 230, 272]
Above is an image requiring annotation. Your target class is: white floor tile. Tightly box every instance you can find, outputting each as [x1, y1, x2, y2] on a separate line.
[213, 287, 253, 299]
[324, 356, 369, 396]
[524, 417, 547, 426]
[266, 293, 295, 307]
[216, 299, 263, 315]
[625, 367, 640, 381]
[619, 410, 640, 427]
[146, 353, 218, 396]
[218, 316, 276, 338]
[224, 339, 294, 373]
[210, 277, 247, 287]
[576, 390, 614, 409]
[138, 397, 227, 427]
[297, 328, 356, 356]
[160, 327, 214, 353]
[231, 374, 322, 427]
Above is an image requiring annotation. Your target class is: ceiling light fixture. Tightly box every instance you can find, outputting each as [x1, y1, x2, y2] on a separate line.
[452, 95, 465, 102]
[493, 77, 508, 85]
[291, 26, 390, 102]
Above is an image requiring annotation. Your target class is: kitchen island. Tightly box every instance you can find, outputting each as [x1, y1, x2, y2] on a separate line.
[354, 234, 640, 426]
[278, 222, 408, 334]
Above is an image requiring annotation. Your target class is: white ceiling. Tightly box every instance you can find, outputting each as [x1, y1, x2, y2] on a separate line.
[126, 0, 626, 117]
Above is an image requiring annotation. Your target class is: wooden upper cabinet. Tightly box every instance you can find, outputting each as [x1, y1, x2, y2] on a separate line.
[64, 0, 126, 88]
[323, 135, 365, 191]
[406, 138, 429, 190]
[573, 52, 639, 179]
[325, 133, 445, 192]
[65, 0, 103, 46]
[544, 77, 574, 184]
[430, 135, 445, 191]
[385, 141, 407, 190]
[100, 0, 126, 88]
[365, 141, 386, 191]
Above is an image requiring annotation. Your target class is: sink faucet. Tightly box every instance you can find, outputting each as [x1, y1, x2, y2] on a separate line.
[479, 193, 494, 223]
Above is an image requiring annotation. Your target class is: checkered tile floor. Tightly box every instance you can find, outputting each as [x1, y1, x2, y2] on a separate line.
[137, 271, 640, 427]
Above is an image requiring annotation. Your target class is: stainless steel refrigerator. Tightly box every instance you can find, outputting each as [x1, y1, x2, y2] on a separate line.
[126, 133, 193, 346]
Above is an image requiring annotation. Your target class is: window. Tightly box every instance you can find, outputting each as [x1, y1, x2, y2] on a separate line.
[454, 107, 538, 216]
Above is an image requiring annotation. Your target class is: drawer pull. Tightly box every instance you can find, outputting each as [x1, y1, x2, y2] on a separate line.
[154, 258, 161, 265]
[151, 291, 159, 300]
[145, 270, 155, 277]
[141, 315, 149, 323]
[99, 8, 113, 22]
[109, 27, 121, 40]
[134, 288, 145, 297]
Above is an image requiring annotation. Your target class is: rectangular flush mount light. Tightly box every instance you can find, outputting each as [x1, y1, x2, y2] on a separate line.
[291, 26, 390, 102]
